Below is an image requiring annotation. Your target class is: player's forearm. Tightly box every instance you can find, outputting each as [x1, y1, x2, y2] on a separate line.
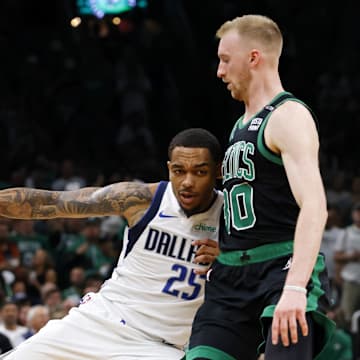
[0, 182, 155, 221]
[0, 187, 99, 219]
[285, 200, 327, 287]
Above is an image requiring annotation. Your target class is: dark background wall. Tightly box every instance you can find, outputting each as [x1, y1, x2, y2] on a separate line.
[0, 0, 359, 189]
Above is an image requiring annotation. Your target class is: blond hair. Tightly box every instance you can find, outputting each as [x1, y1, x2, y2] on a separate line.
[216, 14, 283, 57]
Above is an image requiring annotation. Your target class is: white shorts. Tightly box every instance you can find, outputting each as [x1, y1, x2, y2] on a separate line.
[0, 293, 184, 360]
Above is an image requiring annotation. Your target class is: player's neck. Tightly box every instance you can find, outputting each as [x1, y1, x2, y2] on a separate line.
[243, 82, 284, 124]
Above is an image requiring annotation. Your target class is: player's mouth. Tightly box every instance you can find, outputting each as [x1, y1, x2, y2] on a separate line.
[179, 192, 197, 207]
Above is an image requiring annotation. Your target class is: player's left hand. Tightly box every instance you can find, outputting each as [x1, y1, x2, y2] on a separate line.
[192, 239, 219, 275]
[271, 290, 308, 347]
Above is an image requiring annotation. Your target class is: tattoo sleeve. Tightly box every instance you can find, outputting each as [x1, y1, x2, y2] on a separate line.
[0, 182, 153, 220]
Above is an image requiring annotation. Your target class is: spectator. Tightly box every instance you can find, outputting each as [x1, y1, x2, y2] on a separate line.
[321, 204, 345, 300]
[70, 217, 116, 278]
[28, 249, 55, 291]
[82, 274, 103, 295]
[41, 286, 66, 320]
[17, 300, 31, 328]
[54, 218, 86, 288]
[0, 222, 20, 272]
[326, 172, 352, 225]
[62, 266, 85, 305]
[51, 159, 86, 191]
[22, 305, 50, 339]
[9, 220, 49, 269]
[10, 280, 28, 305]
[0, 222, 20, 300]
[334, 203, 360, 329]
[0, 301, 27, 347]
[350, 176, 360, 208]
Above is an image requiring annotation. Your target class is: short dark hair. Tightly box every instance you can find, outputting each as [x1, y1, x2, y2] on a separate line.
[168, 128, 222, 163]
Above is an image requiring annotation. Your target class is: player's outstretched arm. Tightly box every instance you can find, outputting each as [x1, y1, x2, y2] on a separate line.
[0, 182, 158, 224]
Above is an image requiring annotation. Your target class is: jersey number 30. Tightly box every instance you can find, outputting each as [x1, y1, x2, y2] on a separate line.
[224, 183, 256, 232]
[162, 264, 205, 300]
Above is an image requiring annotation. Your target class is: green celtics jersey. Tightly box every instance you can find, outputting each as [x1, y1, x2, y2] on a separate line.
[221, 92, 317, 251]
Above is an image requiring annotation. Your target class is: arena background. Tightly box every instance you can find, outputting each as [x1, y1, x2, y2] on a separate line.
[0, 0, 358, 188]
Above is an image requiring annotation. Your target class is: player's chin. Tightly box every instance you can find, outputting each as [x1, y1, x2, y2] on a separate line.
[180, 202, 201, 216]
[230, 89, 242, 101]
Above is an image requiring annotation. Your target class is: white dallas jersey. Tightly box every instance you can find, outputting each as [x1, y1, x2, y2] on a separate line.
[99, 181, 223, 347]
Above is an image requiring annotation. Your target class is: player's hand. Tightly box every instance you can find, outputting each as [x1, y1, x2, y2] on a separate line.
[192, 239, 219, 275]
[271, 290, 308, 347]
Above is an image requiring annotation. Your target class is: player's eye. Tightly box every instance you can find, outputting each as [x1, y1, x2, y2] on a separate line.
[197, 170, 207, 176]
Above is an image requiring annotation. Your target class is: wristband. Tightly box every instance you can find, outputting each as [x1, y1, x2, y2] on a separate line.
[283, 285, 307, 295]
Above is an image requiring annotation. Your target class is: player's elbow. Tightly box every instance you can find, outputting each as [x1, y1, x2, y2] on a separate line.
[314, 196, 328, 228]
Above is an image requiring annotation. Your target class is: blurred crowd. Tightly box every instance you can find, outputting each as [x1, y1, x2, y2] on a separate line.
[0, 209, 126, 352]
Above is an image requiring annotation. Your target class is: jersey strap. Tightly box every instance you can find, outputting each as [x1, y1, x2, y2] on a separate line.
[258, 91, 319, 131]
[256, 91, 295, 120]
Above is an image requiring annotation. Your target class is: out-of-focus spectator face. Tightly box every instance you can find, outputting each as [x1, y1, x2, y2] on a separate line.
[82, 219, 101, 241]
[44, 288, 62, 308]
[47, 219, 65, 232]
[70, 267, 85, 287]
[18, 303, 31, 326]
[27, 305, 50, 332]
[12, 280, 27, 295]
[326, 207, 342, 229]
[64, 218, 85, 233]
[44, 268, 57, 284]
[13, 266, 30, 282]
[13, 220, 35, 235]
[0, 223, 9, 242]
[31, 248, 49, 267]
[62, 298, 77, 314]
[99, 238, 116, 258]
[352, 208, 360, 227]
[83, 277, 102, 295]
[1, 303, 19, 327]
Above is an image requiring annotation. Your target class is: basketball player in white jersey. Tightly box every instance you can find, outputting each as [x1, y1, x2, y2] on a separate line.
[0, 128, 223, 360]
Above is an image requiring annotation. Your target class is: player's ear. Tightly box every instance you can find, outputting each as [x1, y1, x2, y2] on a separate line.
[167, 161, 171, 172]
[249, 49, 260, 66]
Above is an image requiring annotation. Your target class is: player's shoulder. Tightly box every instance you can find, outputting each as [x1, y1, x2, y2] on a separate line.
[271, 99, 314, 126]
[148, 182, 163, 196]
[277, 98, 311, 114]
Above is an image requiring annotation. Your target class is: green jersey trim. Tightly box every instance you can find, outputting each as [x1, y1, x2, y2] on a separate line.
[186, 345, 237, 360]
[257, 91, 293, 165]
[217, 240, 293, 266]
[257, 95, 314, 166]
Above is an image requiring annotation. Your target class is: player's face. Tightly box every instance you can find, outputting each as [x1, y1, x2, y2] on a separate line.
[217, 30, 252, 101]
[168, 147, 220, 216]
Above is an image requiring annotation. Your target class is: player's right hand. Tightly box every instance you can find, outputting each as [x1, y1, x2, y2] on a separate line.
[192, 239, 219, 275]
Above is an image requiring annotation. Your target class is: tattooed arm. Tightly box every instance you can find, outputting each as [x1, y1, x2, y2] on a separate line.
[0, 182, 159, 227]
